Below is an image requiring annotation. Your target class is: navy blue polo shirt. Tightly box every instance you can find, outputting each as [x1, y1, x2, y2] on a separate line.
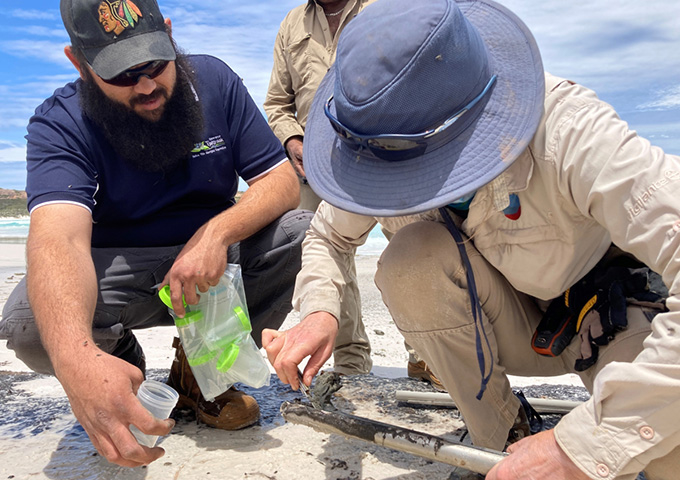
[25, 55, 286, 248]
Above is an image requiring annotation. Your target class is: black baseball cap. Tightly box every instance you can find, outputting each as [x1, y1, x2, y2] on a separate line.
[60, 0, 176, 80]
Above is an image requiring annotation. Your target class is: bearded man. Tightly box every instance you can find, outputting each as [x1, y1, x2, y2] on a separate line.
[0, 0, 311, 468]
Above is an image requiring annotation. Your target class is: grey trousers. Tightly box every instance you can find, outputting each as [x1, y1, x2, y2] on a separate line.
[0, 210, 313, 375]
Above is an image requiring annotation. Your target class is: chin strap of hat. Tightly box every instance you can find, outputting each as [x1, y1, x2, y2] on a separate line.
[439, 207, 492, 400]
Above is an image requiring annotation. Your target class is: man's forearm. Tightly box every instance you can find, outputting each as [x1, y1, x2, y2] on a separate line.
[204, 162, 300, 248]
[28, 244, 98, 369]
[162, 162, 301, 314]
[26, 206, 99, 373]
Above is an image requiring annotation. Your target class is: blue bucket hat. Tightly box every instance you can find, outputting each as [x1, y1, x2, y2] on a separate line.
[304, 0, 544, 216]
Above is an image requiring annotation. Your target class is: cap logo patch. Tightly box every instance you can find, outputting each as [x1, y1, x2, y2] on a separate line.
[98, 0, 142, 35]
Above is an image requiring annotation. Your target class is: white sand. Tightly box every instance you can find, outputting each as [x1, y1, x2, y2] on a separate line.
[0, 242, 583, 479]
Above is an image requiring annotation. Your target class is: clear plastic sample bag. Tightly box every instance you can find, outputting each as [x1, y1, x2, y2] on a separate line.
[158, 264, 270, 401]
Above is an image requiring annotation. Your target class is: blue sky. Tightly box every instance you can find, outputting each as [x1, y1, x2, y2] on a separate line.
[1, 0, 679, 191]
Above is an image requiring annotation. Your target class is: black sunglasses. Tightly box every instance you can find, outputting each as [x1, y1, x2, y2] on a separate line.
[324, 74, 497, 161]
[99, 60, 170, 87]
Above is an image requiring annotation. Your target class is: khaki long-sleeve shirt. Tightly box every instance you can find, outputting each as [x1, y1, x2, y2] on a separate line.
[264, 0, 375, 148]
[293, 73, 680, 478]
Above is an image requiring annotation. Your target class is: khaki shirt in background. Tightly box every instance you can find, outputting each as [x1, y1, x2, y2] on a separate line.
[264, 0, 376, 148]
[293, 73, 680, 479]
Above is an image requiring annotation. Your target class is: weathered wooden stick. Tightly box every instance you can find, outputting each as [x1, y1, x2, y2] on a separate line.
[395, 390, 582, 414]
[280, 401, 506, 474]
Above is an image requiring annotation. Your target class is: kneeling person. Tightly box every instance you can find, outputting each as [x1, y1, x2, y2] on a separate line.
[0, 0, 312, 468]
[264, 0, 680, 479]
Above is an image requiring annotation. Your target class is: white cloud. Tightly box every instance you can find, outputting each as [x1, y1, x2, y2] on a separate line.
[163, 0, 300, 26]
[0, 40, 69, 67]
[16, 25, 67, 38]
[0, 0, 678, 155]
[0, 100, 40, 129]
[637, 85, 680, 111]
[157, 0, 680, 116]
[173, 24, 278, 108]
[0, 141, 27, 164]
[1, 73, 76, 96]
[20, 74, 79, 95]
[10, 9, 59, 21]
[500, 0, 680, 98]
[0, 162, 28, 190]
[165, 0, 301, 108]
[0, 74, 78, 130]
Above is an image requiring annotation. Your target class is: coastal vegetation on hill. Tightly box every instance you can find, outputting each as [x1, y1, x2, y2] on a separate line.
[0, 189, 28, 218]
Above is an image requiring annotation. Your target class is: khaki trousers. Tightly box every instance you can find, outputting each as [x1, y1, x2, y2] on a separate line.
[333, 252, 373, 375]
[374, 221, 675, 478]
[298, 178, 372, 374]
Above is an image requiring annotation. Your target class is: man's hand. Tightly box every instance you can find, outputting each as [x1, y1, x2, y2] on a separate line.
[26, 205, 171, 466]
[262, 311, 338, 388]
[285, 136, 305, 177]
[485, 430, 590, 480]
[163, 222, 228, 316]
[56, 347, 174, 467]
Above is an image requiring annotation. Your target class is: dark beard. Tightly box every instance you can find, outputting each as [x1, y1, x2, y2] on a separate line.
[79, 55, 204, 173]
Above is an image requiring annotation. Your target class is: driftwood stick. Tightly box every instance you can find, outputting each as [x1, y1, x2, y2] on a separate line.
[280, 401, 506, 474]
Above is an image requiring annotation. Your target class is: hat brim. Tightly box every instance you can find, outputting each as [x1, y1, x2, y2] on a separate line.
[86, 30, 176, 80]
[304, 0, 544, 217]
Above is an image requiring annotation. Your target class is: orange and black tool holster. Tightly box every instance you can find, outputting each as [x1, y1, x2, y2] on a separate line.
[531, 294, 577, 357]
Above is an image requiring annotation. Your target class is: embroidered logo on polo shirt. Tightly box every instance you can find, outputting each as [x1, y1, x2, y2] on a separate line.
[191, 135, 227, 157]
[503, 193, 521, 220]
[98, 0, 142, 36]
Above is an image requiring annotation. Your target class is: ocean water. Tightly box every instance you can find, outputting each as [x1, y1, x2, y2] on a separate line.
[0, 217, 389, 254]
[357, 224, 389, 257]
[0, 218, 29, 242]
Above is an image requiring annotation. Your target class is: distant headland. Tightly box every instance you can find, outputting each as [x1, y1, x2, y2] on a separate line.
[0, 189, 27, 218]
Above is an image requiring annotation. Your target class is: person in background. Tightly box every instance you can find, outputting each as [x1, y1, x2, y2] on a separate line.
[264, 0, 443, 387]
[263, 0, 680, 478]
[0, 0, 312, 468]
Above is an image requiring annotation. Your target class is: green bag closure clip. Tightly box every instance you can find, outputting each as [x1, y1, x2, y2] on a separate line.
[216, 343, 240, 372]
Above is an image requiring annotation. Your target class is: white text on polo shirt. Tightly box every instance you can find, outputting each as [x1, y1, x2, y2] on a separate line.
[191, 135, 227, 157]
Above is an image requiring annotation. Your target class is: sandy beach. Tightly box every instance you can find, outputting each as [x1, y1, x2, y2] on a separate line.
[0, 242, 586, 480]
